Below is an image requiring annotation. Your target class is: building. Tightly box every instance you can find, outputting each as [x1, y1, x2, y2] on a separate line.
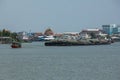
[113, 26, 120, 34]
[44, 28, 54, 36]
[0, 37, 12, 44]
[79, 29, 106, 39]
[102, 24, 120, 35]
[17, 31, 30, 41]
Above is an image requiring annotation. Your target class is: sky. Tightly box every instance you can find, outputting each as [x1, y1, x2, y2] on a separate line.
[0, 0, 120, 33]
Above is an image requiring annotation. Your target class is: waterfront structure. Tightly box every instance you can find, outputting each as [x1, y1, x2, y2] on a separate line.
[44, 28, 54, 36]
[45, 29, 112, 46]
[37, 35, 55, 41]
[79, 29, 107, 39]
[63, 32, 79, 36]
[17, 31, 30, 42]
[0, 37, 12, 44]
[112, 26, 120, 34]
[57, 32, 79, 41]
[33, 32, 43, 37]
[102, 24, 120, 35]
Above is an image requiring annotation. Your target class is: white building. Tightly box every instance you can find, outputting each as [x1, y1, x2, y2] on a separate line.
[79, 29, 107, 39]
[17, 31, 29, 40]
[102, 24, 120, 35]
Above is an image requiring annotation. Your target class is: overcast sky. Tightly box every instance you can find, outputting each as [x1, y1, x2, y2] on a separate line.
[0, 0, 120, 32]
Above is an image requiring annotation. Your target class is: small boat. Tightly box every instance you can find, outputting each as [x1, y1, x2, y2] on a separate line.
[11, 42, 22, 48]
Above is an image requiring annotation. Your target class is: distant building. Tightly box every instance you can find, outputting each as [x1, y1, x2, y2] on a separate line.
[63, 32, 79, 36]
[79, 29, 107, 39]
[17, 31, 29, 41]
[0, 37, 12, 44]
[102, 24, 120, 35]
[33, 32, 43, 37]
[113, 26, 120, 34]
[44, 28, 54, 36]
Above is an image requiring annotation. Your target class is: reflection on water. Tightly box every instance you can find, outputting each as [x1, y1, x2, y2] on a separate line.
[0, 42, 120, 80]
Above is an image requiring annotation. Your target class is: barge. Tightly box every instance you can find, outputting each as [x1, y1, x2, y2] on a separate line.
[45, 39, 111, 46]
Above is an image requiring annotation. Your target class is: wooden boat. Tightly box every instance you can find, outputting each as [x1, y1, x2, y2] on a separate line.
[11, 42, 22, 48]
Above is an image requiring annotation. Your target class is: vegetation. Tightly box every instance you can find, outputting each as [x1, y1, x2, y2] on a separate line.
[0, 29, 11, 36]
[0, 29, 20, 42]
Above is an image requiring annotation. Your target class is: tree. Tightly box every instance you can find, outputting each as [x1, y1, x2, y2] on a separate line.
[1, 29, 11, 37]
[11, 32, 20, 42]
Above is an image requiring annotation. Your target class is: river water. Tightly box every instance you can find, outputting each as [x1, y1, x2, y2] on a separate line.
[0, 42, 120, 80]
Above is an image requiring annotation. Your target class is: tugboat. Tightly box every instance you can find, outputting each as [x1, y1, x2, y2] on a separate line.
[11, 42, 22, 48]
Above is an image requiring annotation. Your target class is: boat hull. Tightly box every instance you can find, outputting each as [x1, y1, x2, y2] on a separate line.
[45, 40, 111, 46]
[11, 45, 21, 48]
[11, 42, 22, 48]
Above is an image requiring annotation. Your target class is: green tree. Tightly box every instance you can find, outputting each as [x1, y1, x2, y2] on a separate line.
[11, 32, 20, 42]
[1, 29, 11, 37]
